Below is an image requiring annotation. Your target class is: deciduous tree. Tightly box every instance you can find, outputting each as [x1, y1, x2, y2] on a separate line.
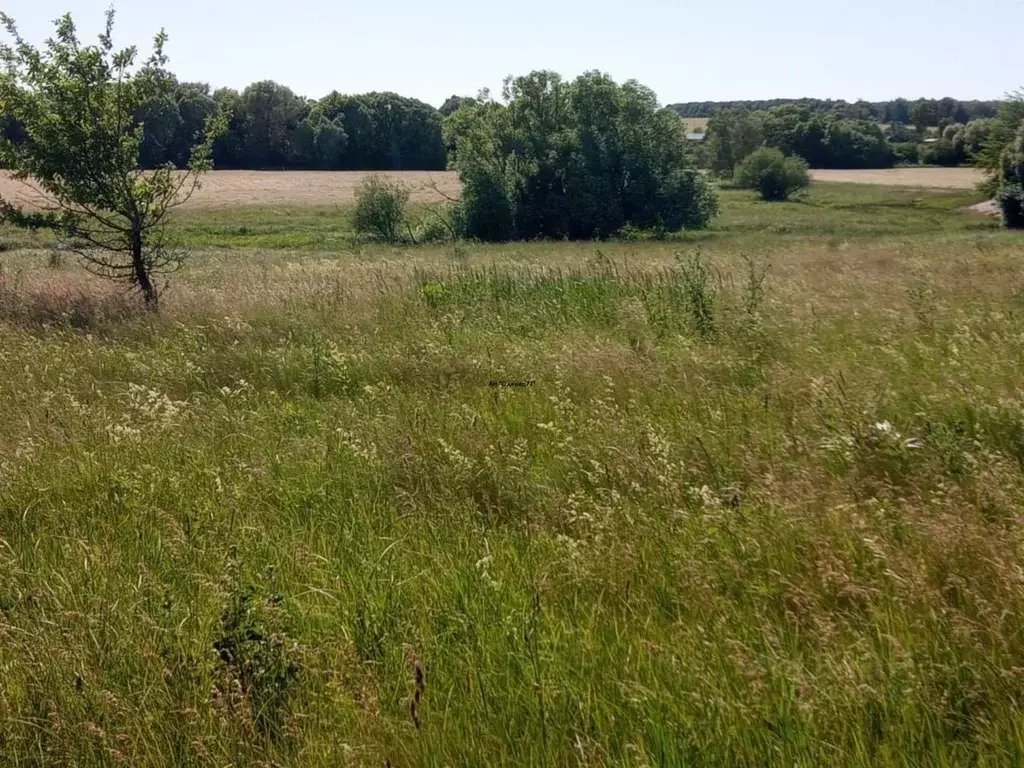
[0, 9, 223, 307]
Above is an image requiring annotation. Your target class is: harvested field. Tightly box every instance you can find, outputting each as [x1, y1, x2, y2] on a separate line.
[0, 169, 462, 210]
[809, 167, 984, 188]
[0, 167, 986, 212]
[680, 117, 710, 132]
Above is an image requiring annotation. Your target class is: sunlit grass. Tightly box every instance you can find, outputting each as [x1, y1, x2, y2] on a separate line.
[0, 182, 1023, 765]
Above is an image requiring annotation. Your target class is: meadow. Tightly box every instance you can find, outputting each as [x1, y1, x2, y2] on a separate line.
[1, 177, 1024, 766]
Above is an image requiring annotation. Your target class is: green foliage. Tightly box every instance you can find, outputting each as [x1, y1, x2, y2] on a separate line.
[439, 95, 478, 117]
[1, 184, 1022, 764]
[199, 88, 447, 172]
[977, 90, 1024, 195]
[735, 147, 810, 201]
[708, 106, 893, 170]
[675, 248, 719, 337]
[238, 81, 310, 168]
[997, 122, 1024, 228]
[959, 119, 995, 161]
[891, 142, 920, 166]
[669, 97, 999, 123]
[886, 122, 916, 143]
[319, 91, 446, 170]
[214, 559, 301, 740]
[910, 99, 939, 132]
[446, 71, 718, 242]
[918, 138, 965, 168]
[353, 174, 410, 242]
[820, 118, 893, 168]
[706, 108, 763, 177]
[0, 9, 223, 306]
[290, 108, 347, 170]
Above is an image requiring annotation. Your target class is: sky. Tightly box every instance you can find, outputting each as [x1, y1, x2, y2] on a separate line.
[2, 0, 1022, 108]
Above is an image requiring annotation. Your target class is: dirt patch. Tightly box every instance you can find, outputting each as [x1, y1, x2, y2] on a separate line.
[965, 199, 1000, 216]
[0, 170, 462, 211]
[809, 168, 984, 189]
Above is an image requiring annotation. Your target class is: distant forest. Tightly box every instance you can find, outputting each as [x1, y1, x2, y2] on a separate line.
[669, 98, 1002, 124]
[2, 77, 1006, 173]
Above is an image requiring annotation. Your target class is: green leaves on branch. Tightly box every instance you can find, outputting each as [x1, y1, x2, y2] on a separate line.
[997, 119, 1024, 229]
[444, 70, 718, 242]
[0, 9, 225, 306]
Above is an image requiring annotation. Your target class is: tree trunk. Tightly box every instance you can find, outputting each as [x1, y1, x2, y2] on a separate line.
[131, 228, 157, 309]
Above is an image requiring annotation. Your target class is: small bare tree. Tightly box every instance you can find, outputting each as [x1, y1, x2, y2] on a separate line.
[0, 9, 224, 307]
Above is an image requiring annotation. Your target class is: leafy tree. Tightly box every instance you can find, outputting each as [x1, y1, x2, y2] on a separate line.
[0, 10, 223, 307]
[735, 147, 810, 200]
[439, 95, 478, 117]
[890, 98, 910, 125]
[290, 108, 347, 169]
[959, 119, 994, 161]
[886, 121, 916, 143]
[239, 81, 310, 168]
[170, 82, 219, 167]
[891, 142, 919, 166]
[976, 90, 1024, 186]
[446, 70, 718, 241]
[667, 98, 1001, 123]
[320, 92, 375, 169]
[706, 108, 763, 177]
[318, 91, 445, 170]
[357, 92, 446, 170]
[919, 138, 964, 167]
[910, 99, 938, 133]
[135, 71, 183, 169]
[995, 108, 1024, 227]
[211, 87, 247, 168]
[820, 119, 892, 168]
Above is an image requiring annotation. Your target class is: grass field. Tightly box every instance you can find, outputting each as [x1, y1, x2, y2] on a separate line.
[2, 181, 1024, 766]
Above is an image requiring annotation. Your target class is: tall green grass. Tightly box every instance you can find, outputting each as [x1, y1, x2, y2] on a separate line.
[1, 183, 1023, 765]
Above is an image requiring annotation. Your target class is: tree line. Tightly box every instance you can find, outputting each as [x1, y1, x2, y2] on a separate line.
[5, 70, 449, 172]
[671, 98, 1001, 125]
[701, 102, 1005, 173]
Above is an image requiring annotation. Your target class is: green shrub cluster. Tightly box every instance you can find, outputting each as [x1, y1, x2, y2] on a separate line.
[735, 147, 810, 201]
[444, 71, 718, 242]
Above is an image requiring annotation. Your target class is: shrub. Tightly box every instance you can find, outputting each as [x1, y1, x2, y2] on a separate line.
[212, 558, 301, 741]
[353, 174, 410, 243]
[919, 139, 964, 167]
[445, 71, 718, 242]
[892, 142, 920, 166]
[415, 203, 460, 243]
[735, 147, 810, 201]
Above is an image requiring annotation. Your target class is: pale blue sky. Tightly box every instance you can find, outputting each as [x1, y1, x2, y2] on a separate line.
[3, 0, 1021, 108]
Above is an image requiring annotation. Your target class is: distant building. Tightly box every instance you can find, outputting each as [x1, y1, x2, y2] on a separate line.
[686, 132, 706, 141]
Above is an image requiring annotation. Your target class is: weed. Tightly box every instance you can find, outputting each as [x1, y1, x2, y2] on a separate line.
[213, 558, 301, 742]
[676, 247, 719, 338]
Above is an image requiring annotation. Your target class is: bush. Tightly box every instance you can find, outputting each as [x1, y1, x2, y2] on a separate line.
[891, 142, 920, 166]
[353, 174, 410, 243]
[445, 71, 718, 242]
[415, 203, 460, 243]
[735, 147, 810, 201]
[919, 135, 966, 167]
